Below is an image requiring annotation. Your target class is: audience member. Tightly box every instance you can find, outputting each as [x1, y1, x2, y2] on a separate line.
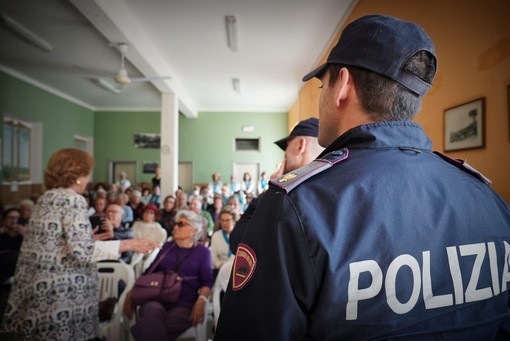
[226, 195, 243, 221]
[129, 190, 145, 221]
[208, 172, 223, 196]
[106, 204, 134, 263]
[0, 208, 25, 283]
[159, 195, 178, 236]
[89, 195, 108, 217]
[240, 172, 255, 196]
[126, 210, 214, 340]
[117, 193, 134, 226]
[141, 187, 151, 204]
[147, 186, 161, 208]
[208, 195, 224, 231]
[17, 199, 34, 226]
[133, 204, 167, 246]
[228, 175, 240, 195]
[176, 191, 189, 210]
[151, 166, 161, 188]
[257, 171, 269, 195]
[115, 171, 131, 191]
[189, 197, 214, 240]
[210, 206, 236, 279]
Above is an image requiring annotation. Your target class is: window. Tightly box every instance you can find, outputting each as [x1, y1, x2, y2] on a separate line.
[235, 138, 260, 151]
[2, 118, 31, 182]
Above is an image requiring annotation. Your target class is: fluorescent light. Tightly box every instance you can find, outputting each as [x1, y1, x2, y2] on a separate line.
[1, 14, 53, 52]
[232, 78, 240, 94]
[95, 78, 120, 94]
[225, 15, 238, 52]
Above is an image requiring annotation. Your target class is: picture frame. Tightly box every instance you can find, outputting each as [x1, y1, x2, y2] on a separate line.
[143, 161, 159, 174]
[134, 133, 160, 149]
[444, 97, 485, 152]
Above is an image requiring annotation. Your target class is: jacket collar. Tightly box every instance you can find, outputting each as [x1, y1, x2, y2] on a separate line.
[319, 121, 432, 158]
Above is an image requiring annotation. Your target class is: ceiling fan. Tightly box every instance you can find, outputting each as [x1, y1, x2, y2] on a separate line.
[95, 43, 171, 94]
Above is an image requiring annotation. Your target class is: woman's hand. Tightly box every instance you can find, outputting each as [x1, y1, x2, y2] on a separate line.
[123, 290, 135, 320]
[120, 239, 159, 255]
[190, 297, 207, 326]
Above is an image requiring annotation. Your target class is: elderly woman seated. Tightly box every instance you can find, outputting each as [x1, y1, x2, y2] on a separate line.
[125, 209, 214, 340]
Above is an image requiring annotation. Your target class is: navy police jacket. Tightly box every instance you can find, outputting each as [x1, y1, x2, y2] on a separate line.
[215, 121, 510, 340]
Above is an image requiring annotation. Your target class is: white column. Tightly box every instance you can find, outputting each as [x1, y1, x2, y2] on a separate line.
[160, 92, 179, 199]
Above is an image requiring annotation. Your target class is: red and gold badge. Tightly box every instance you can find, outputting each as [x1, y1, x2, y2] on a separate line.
[232, 243, 257, 291]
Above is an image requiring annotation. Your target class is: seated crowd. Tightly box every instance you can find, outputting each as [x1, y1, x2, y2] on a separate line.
[0, 170, 268, 339]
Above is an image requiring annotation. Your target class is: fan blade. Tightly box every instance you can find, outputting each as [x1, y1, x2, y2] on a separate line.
[129, 76, 172, 83]
[94, 78, 123, 94]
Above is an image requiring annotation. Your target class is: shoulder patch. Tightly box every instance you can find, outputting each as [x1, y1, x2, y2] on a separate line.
[270, 148, 349, 193]
[433, 151, 492, 186]
[232, 243, 257, 291]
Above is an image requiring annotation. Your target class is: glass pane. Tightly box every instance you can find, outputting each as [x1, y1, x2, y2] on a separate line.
[18, 125, 30, 180]
[2, 123, 13, 180]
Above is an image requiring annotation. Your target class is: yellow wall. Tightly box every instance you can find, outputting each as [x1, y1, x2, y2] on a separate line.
[295, 0, 510, 203]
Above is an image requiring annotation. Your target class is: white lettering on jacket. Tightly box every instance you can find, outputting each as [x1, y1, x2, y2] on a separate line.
[346, 241, 510, 320]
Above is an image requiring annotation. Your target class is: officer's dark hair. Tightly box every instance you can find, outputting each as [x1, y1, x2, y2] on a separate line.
[327, 50, 436, 121]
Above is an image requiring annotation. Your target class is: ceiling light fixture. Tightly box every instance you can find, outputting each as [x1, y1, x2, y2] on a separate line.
[1, 13, 53, 52]
[232, 78, 241, 94]
[95, 78, 120, 94]
[225, 15, 238, 52]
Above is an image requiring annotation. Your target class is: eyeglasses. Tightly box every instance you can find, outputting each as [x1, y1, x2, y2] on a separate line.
[175, 221, 191, 228]
[106, 210, 123, 214]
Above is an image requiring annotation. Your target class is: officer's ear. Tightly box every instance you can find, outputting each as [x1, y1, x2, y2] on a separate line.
[297, 136, 308, 154]
[334, 67, 352, 108]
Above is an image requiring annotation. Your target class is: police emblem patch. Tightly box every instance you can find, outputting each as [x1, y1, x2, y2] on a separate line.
[232, 243, 257, 291]
[278, 172, 297, 183]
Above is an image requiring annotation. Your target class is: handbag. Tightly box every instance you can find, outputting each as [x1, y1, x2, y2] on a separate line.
[131, 271, 182, 305]
[131, 244, 196, 306]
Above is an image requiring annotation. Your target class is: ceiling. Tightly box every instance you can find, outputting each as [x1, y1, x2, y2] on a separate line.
[0, 0, 356, 117]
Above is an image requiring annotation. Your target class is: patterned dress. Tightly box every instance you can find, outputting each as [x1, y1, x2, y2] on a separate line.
[0, 188, 99, 340]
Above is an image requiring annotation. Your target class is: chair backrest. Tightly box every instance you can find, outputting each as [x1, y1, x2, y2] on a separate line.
[130, 252, 145, 279]
[213, 257, 234, 328]
[142, 248, 161, 273]
[97, 262, 135, 341]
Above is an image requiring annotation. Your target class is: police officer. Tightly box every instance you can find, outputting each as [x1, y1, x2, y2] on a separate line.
[229, 117, 324, 254]
[215, 15, 510, 340]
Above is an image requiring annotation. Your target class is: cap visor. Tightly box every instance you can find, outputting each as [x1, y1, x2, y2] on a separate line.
[274, 137, 289, 151]
[302, 63, 328, 82]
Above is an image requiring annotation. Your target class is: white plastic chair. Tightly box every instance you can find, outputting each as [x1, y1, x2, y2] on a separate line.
[129, 252, 145, 279]
[97, 262, 135, 341]
[213, 256, 234, 328]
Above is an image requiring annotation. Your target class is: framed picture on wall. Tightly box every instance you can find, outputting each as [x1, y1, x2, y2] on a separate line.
[444, 97, 486, 152]
[143, 161, 159, 174]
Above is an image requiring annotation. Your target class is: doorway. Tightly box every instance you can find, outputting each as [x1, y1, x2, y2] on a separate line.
[110, 161, 136, 187]
[178, 162, 193, 194]
[232, 162, 260, 190]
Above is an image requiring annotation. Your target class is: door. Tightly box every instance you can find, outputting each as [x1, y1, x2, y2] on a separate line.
[178, 162, 193, 194]
[110, 161, 136, 187]
[232, 162, 259, 191]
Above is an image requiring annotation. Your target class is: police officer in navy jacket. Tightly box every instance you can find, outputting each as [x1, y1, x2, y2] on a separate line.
[215, 15, 510, 340]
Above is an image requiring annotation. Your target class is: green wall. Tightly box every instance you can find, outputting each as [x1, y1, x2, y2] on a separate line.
[179, 111, 287, 184]
[94, 110, 288, 186]
[93, 111, 161, 184]
[0, 71, 94, 181]
[1, 70, 288, 189]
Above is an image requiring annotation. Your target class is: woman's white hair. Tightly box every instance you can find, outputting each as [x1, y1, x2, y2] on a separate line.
[175, 210, 203, 241]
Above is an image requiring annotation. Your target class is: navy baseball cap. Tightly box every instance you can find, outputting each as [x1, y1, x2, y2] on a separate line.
[274, 117, 319, 151]
[302, 15, 437, 96]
